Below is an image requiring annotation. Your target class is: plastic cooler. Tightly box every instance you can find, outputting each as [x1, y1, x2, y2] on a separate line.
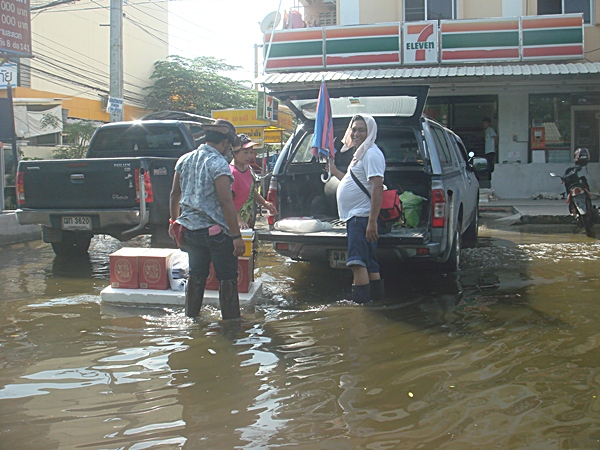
[241, 229, 254, 257]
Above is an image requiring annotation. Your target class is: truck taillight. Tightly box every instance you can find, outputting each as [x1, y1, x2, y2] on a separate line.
[16, 171, 25, 205]
[431, 189, 446, 228]
[135, 169, 154, 203]
[266, 179, 278, 226]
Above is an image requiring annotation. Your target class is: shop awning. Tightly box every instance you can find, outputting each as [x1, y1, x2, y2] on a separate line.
[259, 62, 600, 92]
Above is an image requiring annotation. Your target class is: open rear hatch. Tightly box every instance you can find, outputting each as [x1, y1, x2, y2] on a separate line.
[272, 85, 429, 127]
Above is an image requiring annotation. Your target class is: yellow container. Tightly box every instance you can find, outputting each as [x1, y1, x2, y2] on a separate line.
[241, 229, 254, 257]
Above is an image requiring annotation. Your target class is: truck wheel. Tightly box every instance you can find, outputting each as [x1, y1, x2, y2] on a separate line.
[462, 202, 479, 249]
[51, 232, 93, 256]
[441, 226, 461, 273]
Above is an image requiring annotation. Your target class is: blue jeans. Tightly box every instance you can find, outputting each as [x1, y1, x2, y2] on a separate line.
[181, 228, 238, 281]
[346, 216, 380, 273]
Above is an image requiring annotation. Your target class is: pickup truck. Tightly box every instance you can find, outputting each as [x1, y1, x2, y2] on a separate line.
[16, 117, 206, 256]
[257, 85, 488, 272]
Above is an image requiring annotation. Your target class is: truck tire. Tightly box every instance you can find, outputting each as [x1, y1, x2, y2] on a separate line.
[462, 200, 479, 249]
[440, 225, 461, 273]
[51, 232, 93, 256]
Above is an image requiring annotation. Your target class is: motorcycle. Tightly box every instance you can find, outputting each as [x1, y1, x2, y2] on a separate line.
[550, 165, 598, 237]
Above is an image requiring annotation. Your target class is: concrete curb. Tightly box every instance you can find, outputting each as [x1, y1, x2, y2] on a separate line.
[0, 212, 42, 245]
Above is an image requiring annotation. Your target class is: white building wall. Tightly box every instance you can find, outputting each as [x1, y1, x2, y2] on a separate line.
[339, 0, 360, 25]
[497, 90, 529, 164]
[28, 0, 168, 106]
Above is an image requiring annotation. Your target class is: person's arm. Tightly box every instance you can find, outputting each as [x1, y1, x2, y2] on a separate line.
[330, 162, 345, 180]
[366, 176, 383, 243]
[215, 175, 245, 256]
[168, 172, 182, 238]
[254, 189, 277, 215]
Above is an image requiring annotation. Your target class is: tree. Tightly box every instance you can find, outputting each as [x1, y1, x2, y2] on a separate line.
[144, 56, 256, 116]
[40, 114, 99, 159]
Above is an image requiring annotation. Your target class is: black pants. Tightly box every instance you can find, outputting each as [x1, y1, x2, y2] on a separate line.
[485, 152, 496, 174]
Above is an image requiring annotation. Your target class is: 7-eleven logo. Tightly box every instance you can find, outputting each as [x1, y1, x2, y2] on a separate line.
[404, 21, 438, 64]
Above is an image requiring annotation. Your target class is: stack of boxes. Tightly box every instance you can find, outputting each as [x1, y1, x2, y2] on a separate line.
[110, 248, 175, 290]
[109, 234, 254, 293]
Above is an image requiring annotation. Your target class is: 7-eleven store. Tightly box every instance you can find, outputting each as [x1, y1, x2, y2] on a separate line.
[260, 14, 600, 198]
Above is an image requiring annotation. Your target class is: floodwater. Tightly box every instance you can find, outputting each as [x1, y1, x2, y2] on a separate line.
[1, 222, 600, 449]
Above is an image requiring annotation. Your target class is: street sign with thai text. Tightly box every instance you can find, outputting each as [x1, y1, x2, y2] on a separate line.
[0, 0, 32, 57]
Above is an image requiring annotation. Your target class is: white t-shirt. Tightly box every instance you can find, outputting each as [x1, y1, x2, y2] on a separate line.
[336, 145, 386, 221]
[484, 126, 497, 155]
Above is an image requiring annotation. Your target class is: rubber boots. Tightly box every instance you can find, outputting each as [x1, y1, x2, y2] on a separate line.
[352, 283, 371, 304]
[219, 279, 241, 320]
[185, 276, 206, 318]
[370, 279, 385, 302]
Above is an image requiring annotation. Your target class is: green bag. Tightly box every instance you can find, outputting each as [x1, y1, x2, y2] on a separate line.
[400, 191, 425, 228]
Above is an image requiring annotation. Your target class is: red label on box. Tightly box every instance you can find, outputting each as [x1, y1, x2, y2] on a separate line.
[109, 248, 143, 289]
[206, 257, 254, 293]
[138, 249, 175, 290]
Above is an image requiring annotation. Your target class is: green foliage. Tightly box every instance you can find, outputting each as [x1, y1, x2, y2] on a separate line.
[144, 56, 256, 116]
[40, 113, 99, 159]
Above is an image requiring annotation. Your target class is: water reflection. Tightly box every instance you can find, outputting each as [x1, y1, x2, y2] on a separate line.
[1, 236, 600, 448]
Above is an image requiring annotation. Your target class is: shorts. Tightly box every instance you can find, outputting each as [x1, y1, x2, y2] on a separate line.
[346, 216, 380, 273]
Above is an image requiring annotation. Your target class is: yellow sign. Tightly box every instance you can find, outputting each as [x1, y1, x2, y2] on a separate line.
[212, 109, 268, 127]
[236, 127, 264, 142]
[274, 110, 294, 131]
[264, 130, 283, 144]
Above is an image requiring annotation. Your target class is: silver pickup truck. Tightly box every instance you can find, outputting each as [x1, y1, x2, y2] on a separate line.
[257, 85, 488, 272]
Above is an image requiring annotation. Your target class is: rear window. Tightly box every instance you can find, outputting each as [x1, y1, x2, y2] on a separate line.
[292, 127, 423, 166]
[90, 125, 188, 156]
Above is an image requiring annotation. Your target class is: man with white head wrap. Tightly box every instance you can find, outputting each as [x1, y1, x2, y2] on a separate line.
[330, 114, 385, 303]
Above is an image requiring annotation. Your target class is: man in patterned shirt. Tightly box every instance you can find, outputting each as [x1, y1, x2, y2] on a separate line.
[169, 119, 245, 320]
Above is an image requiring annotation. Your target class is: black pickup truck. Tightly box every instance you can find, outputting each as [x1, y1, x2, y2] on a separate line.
[16, 118, 206, 255]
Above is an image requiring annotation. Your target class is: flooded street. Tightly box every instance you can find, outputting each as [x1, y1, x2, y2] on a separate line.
[1, 218, 600, 449]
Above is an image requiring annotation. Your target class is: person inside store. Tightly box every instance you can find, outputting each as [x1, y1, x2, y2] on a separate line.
[230, 134, 277, 230]
[328, 114, 385, 303]
[169, 119, 245, 320]
[482, 117, 498, 176]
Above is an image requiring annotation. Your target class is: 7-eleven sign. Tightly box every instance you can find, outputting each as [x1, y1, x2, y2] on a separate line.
[265, 94, 279, 122]
[403, 21, 438, 64]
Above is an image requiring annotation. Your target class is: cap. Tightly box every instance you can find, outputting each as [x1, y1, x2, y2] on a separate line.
[238, 133, 259, 149]
[203, 119, 240, 147]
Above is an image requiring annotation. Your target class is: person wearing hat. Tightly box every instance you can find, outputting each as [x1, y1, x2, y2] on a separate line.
[169, 119, 245, 320]
[230, 134, 276, 230]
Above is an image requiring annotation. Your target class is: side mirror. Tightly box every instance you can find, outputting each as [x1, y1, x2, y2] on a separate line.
[549, 172, 558, 177]
[471, 157, 488, 173]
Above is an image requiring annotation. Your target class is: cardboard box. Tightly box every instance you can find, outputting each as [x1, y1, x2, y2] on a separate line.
[110, 247, 142, 289]
[138, 248, 176, 290]
[206, 256, 254, 293]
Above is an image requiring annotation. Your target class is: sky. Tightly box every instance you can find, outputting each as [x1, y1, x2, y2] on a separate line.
[168, 0, 299, 83]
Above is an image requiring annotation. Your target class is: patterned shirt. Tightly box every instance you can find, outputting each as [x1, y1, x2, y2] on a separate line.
[174, 144, 234, 233]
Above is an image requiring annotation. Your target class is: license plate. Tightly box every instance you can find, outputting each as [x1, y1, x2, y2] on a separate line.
[328, 250, 348, 269]
[61, 216, 92, 230]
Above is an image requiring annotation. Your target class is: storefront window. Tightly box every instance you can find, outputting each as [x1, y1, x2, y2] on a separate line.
[405, 0, 456, 22]
[529, 94, 572, 163]
[538, 0, 592, 24]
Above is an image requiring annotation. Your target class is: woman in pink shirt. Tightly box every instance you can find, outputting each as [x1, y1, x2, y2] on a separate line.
[230, 134, 276, 229]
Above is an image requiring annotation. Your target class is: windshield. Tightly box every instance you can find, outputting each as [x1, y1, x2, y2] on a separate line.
[291, 95, 419, 120]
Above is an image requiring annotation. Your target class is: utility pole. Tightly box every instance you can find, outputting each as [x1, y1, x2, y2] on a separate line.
[109, 0, 124, 122]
